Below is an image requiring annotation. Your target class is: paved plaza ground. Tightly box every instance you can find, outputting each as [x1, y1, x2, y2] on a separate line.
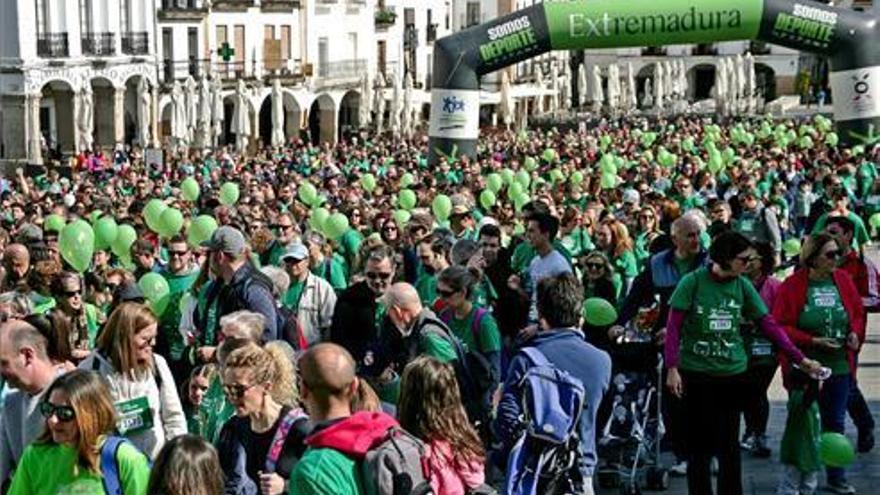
[597, 247, 880, 494]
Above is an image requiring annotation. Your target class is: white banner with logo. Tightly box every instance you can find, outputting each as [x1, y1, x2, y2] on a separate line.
[831, 66, 880, 121]
[428, 89, 481, 140]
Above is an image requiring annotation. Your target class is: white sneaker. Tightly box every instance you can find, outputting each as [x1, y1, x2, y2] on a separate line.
[824, 481, 856, 494]
[669, 460, 687, 476]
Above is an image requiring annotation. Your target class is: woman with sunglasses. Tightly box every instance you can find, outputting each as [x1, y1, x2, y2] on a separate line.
[594, 218, 638, 300]
[216, 342, 306, 495]
[665, 231, 821, 495]
[773, 233, 865, 494]
[8, 370, 151, 495]
[633, 206, 663, 270]
[581, 251, 619, 349]
[79, 302, 187, 459]
[50, 272, 100, 362]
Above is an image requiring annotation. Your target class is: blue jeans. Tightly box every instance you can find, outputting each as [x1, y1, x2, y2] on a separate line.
[818, 374, 851, 484]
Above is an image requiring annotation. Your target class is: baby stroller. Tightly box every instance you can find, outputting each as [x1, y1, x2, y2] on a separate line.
[596, 329, 669, 494]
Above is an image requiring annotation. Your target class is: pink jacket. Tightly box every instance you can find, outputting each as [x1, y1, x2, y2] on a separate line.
[424, 439, 485, 495]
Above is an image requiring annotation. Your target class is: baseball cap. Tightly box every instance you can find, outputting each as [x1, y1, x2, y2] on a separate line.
[280, 241, 309, 262]
[622, 189, 641, 205]
[200, 226, 247, 256]
[450, 194, 470, 216]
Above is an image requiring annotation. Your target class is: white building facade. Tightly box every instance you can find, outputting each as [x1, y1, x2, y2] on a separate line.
[0, 0, 160, 166]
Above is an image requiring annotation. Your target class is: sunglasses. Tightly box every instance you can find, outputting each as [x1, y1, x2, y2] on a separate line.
[736, 254, 759, 263]
[823, 249, 841, 260]
[437, 287, 459, 298]
[272, 224, 295, 231]
[585, 262, 604, 270]
[40, 402, 76, 422]
[638, 214, 654, 220]
[366, 271, 393, 281]
[383, 225, 398, 232]
[168, 250, 189, 257]
[63, 290, 82, 298]
[222, 383, 256, 399]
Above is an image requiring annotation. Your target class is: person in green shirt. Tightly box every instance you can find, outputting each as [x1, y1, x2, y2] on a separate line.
[665, 231, 819, 495]
[595, 218, 639, 299]
[633, 206, 663, 270]
[263, 213, 299, 267]
[414, 233, 452, 306]
[810, 190, 870, 250]
[47, 272, 101, 361]
[306, 232, 348, 290]
[9, 369, 151, 495]
[159, 236, 199, 373]
[436, 265, 502, 380]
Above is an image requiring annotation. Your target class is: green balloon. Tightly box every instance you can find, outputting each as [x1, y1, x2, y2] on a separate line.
[59, 220, 95, 273]
[782, 239, 802, 257]
[181, 177, 200, 202]
[158, 208, 184, 239]
[500, 168, 515, 185]
[513, 193, 529, 212]
[549, 168, 565, 184]
[515, 170, 531, 188]
[393, 209, 411, 227]
[870, 213, 880, 228]
[187, 215, 218, 248]
[487, 173, 503, 193]
[524, 156, 538, 171]
[309, 207, 330, 232]
[432, 194, 452, 221]
[45, 214, 66, 232]
[825, 132, 839, 147]
[143, 199, 167, 233]
[570, 171, 584, 185]
[583, 297, 618, 326]
[298, 182, 317, 206]
[324, 213, 350, 240]
[600, 173, 616, 189]
[400, 172, 415, 188]
[219, 182, 240, 206]
[479, 190, 496, 210]
[508, 181, 525, 199]
[398, 189, 417, 211]
[542, 148, 557, 163]
[112, 224, 137, 258]
[819, 432, 855, 468]
[94, 216, 119, 251]
[138, 272, 171, 316]
[361, 173, 377, 192]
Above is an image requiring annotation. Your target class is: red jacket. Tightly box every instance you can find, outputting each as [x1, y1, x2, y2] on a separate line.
[773, 268, 865, 379]
[838, 250, 880, 313]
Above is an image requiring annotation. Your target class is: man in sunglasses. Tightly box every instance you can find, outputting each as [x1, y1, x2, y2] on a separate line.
[262, 213, 298, 267]
[281, 242, 337, 345]
[157, 235, 200, 380]
[0, 319, 64, 487]
[330, 245, 396, 365]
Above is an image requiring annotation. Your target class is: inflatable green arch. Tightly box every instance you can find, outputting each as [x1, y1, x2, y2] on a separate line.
[427, 0, 880, 164]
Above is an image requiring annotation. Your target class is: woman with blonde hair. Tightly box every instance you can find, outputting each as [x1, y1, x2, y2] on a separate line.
[8, 370, 151, 494]
[216, 341, 308, 495]
[79, 302, 187, 459]
[594, 218, 638, 298]
[398, 356, 486, 495]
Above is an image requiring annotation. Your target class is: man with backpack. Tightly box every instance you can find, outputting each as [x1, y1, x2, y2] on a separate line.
[495, 273, 611, 495]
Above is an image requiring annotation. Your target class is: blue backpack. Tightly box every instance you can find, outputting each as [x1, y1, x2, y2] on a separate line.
[101, 436, 149, 495]
[504, 347, 587, 495]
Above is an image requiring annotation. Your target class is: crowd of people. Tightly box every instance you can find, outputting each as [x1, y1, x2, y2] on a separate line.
[0, 113, 877, 495]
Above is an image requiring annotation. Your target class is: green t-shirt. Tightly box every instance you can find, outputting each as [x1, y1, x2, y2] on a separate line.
[198, 375, 235, 444]
[610, 250, 639, 299]
[338, 229, 363, 272]
[8, 441, 150, 495]
[470, 277, 498, 309]
[311, 255, 348, 290]
[511, 240, 573, 275]
[289, 448, 362, 495]
[445, 307, 502, 354]
[796, 279, 850, 376]
[668, 267, 768, 376]
[161, 270, 199, 360]
[283, 279, 306, 310]
[559, 228, 594, 260]
[811, 211, 870, 249]
[415, 273, 438, 306]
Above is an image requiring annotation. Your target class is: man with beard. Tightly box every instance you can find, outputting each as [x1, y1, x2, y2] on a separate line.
[414, 232, 453, 305]
[158, 235, 199, 379]
[330, 245, 396, 364]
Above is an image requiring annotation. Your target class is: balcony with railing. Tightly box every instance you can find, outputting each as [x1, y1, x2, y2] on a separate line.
[122, 32, 149, 55]
[82, 33, 116, 56]
[37, 33, 69, 58]
[212, 0, 253, 9]
[160, 58, 305, 84]
[158, 0, 208, 19]
[261, 0, 301, 11]
[318, 59, 367, 80]
[692, 43, 718, 56]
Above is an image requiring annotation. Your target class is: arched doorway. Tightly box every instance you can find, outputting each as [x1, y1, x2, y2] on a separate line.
[635, 64, 654, 107]
[123, 75, 146, 147]
[689, 63, 717, 100]
[308, 94, 336, 145]
[159, 100, 173, 146]
[338, 90, 361, 139]
[755, 64, 777, 102]
[39, 80, 77, 159]
[222, 95, 236, 146]
[259, 91, 303, 147]
[90, 77, 116, 150]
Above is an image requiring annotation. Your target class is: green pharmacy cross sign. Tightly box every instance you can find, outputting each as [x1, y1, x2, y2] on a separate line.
[427, 0, 880, 166]
[217, 43, 235, 62]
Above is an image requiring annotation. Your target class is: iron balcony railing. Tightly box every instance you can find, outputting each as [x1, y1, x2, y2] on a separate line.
[122, 32, 149, 55]
[318, 59, 367, 79]
[82, 32, 116, 55]
[37, 33, 69, 58]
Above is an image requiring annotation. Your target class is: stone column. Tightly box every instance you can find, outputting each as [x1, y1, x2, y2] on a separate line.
[151, 85, 160, 149]
[1, 95, 28, 162]
[114, 87, 125, 146]
[27, 94, 44, 165]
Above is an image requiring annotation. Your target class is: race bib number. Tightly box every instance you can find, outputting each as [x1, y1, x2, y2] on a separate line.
[739, 219, 755, 232]
[750, 341, 774, 357]
[815, 296, 836, 307]
[116, 396, 154, 436]
[709, 318, 733, 331]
